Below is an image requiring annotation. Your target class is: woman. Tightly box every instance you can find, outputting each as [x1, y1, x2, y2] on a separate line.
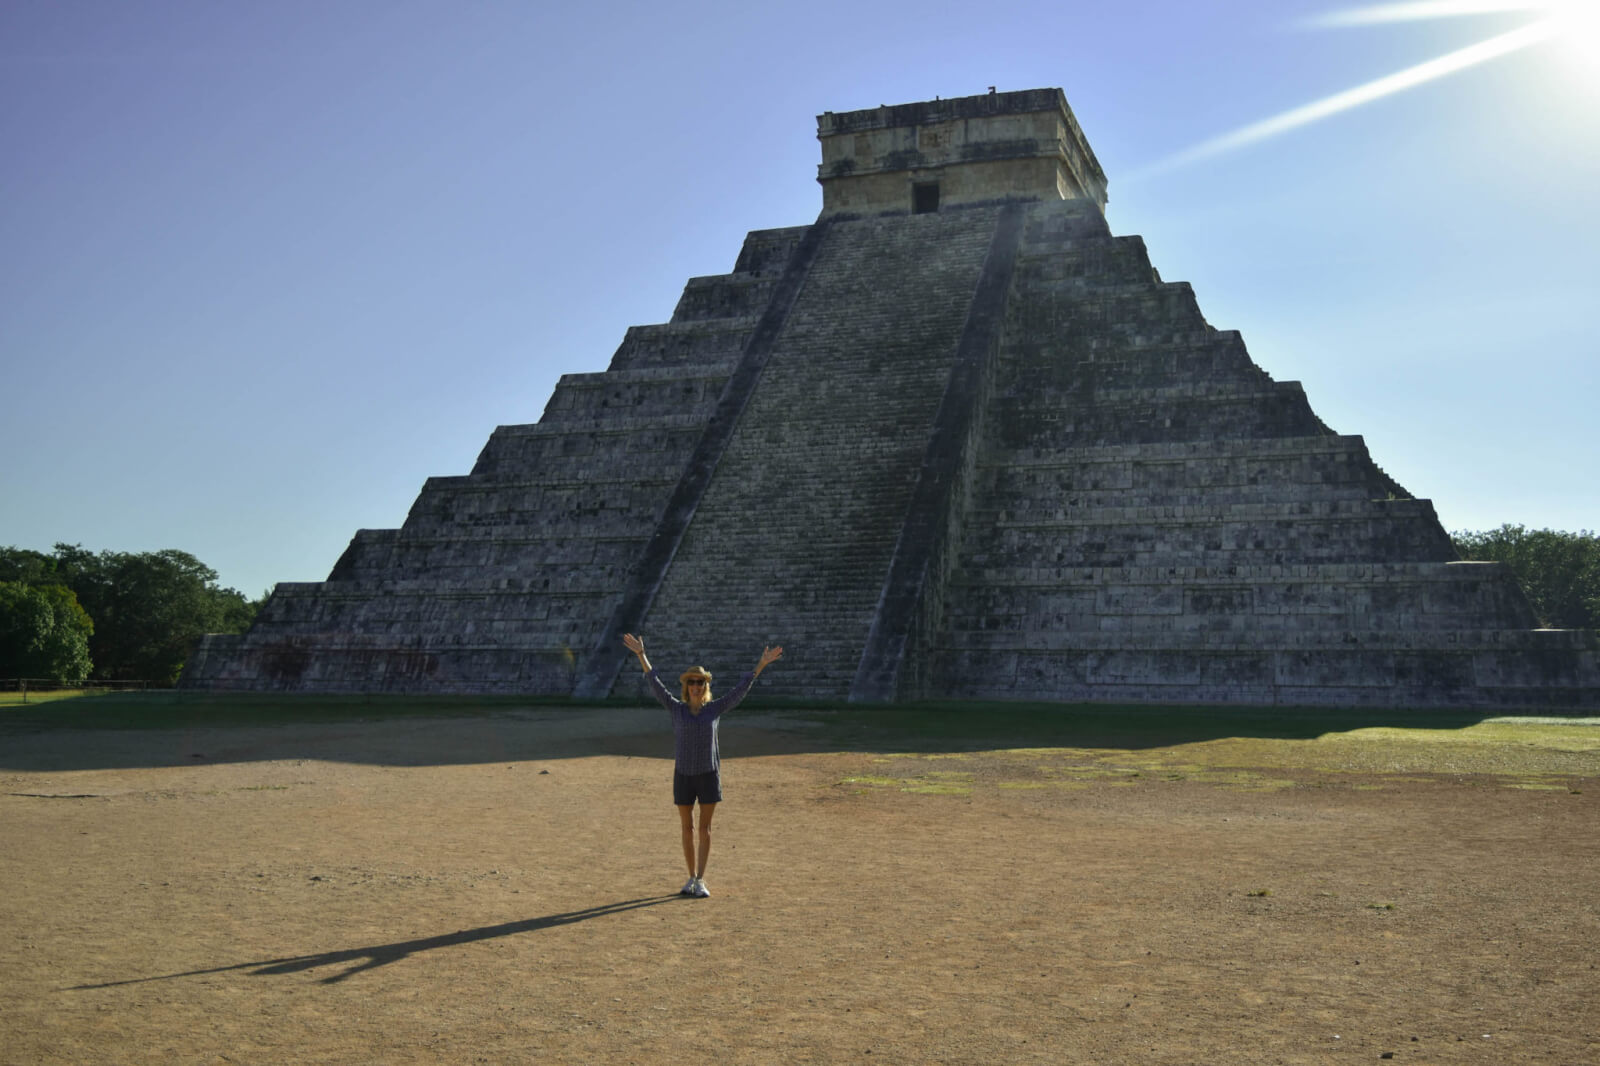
[621, 632, 783, 898]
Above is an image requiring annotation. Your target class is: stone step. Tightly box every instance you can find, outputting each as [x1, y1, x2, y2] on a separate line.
[950, 600, 1513, 635]
[1009, 268, 1160, 294]
[987, 388, 1326, 449]
[995, 354, 1270, 394]
[405, 480, 669, 512]
[327, 531, 645, 582]
[400, 508, 668, 534]
[468, 416, 707, 477]
[401, 512, 662, 541]
[483, 412, 711, 439]
[972, 496, 1436, 527]
[1006, 327, 1223, 354]
[978, 434, 1376, 467]
[942, 611, 1534, 636]
[971, 450, 1415, 516]
[1009, 255, 1186, 290]
[948, 560, 1510, 586]
[989, 382, 1307, 421]
[404, 471, 680, 494]
[538, 367, 730, 424]
[407, 475, 676, 511]
[340, 530, 646, 554]
[1017, 201, 1118, 248]
[247, 624, 613, 652]
[605, 318, 758, 373]
[940, 559, 1533, 634]
[377, 548, 639, 580]
[961, 522, 1456, 568]
[264, 579, 623, 604]
[211, 637, 602, 693]
[670, 272, 781, 322]
[1008, 276, 1205, 327]
[962, 540, 1455, 571]
[930, 641, 1600, 708]
[732, 224, 811, 274]
[933, 625, 1598, 654]
[625, 637, 861, 698]
[978, 486, 1382, 511]
[551, 364, 738, 388]
[996, 359, 1272, 396]
[997, 327, 1257, 361]
[244, 629, 614, 652]
[1075, 379, 1301, 405]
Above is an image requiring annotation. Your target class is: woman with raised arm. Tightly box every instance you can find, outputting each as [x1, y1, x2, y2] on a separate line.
[620, 632, 783, 899]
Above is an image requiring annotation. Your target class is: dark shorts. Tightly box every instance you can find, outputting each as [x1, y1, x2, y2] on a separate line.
[673, 770, 722, 806]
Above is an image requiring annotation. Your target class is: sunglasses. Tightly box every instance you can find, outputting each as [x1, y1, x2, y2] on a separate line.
[685, 679, 707, 687]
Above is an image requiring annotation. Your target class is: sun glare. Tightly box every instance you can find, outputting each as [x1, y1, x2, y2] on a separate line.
[1137, 0, 1598, 178]
[1545, 0, 1600, 67]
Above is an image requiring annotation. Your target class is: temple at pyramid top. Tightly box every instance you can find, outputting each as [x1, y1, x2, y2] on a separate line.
[816, 88, 1108, 216]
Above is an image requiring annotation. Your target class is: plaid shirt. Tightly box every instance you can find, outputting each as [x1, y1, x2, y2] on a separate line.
[645, 668, 756, 775]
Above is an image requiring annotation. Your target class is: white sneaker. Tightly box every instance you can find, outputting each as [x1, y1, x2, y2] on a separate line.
[692, 877, 710, 898]
[680, 876, 698, 896]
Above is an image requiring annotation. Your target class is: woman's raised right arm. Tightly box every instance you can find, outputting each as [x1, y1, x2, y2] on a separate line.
[621, 632, 652, 674]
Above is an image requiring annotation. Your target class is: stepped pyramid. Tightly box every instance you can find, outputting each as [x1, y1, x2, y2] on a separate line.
[186, 89, 1599, 708]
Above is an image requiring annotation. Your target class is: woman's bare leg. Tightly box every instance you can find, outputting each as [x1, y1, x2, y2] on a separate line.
[695, 802, 716, 878]
[677, 805, 696, 876]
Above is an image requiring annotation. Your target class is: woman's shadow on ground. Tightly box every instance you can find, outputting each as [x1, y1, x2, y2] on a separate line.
[69, 894, 685, 989]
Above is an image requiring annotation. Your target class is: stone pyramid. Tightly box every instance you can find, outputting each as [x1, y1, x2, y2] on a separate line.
[186, 89, 1599, 708]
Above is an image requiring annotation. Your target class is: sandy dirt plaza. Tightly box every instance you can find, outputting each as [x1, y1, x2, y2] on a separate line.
[2, 706, 1597, 1064]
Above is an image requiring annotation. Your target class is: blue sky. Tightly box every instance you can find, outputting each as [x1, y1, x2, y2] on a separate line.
[3, 0, 1596, 597]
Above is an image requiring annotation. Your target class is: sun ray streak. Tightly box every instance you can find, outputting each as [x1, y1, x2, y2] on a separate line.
[1308, 1, 1553, 28]
[1132, 19, 1556, 179]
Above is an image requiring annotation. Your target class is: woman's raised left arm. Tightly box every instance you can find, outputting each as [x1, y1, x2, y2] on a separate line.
[753, 644, 783, 678]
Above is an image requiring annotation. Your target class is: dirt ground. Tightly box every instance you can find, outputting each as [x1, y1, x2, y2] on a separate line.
[2, 708, 1597, 1065]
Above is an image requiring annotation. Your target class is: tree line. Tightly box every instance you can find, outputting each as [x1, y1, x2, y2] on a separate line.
[0, 544, 265, 686]
[1451, 525, 1600, 631]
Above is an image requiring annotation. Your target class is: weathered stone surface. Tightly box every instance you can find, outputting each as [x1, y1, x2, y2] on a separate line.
[184, 90, 1599, 709]
[818, 88, 1106, 215]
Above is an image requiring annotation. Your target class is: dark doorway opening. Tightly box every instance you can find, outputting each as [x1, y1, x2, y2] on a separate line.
[912, 182, 940, 214]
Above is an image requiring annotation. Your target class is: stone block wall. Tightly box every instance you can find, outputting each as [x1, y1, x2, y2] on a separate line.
[184, 226, 806, 692]
[817, 89, 1107, 214]
[922, 198, 1598, 707]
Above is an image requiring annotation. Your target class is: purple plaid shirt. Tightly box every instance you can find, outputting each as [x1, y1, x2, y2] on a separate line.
[645, 668, 756, 775]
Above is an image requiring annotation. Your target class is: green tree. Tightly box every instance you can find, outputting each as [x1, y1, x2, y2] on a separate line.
[2, 544, 265, 684]
[0, 581, 94, 682]
[221, 588, 272, 633]
[55, 546, 242, 683]
[1453, 525, 1600, 630]
[0, 547, 58, 585]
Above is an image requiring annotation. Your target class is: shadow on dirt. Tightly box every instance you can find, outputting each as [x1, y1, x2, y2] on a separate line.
[68, 895, 683, 988]
[0, 692, 1533, 773]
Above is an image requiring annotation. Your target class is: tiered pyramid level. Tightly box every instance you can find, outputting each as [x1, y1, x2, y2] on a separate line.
[186, 90, 1598, 708]
[927, 202, 1590, 706]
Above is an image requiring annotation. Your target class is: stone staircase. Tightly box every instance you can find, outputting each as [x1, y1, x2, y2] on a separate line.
[627, 207, 1008, 699]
